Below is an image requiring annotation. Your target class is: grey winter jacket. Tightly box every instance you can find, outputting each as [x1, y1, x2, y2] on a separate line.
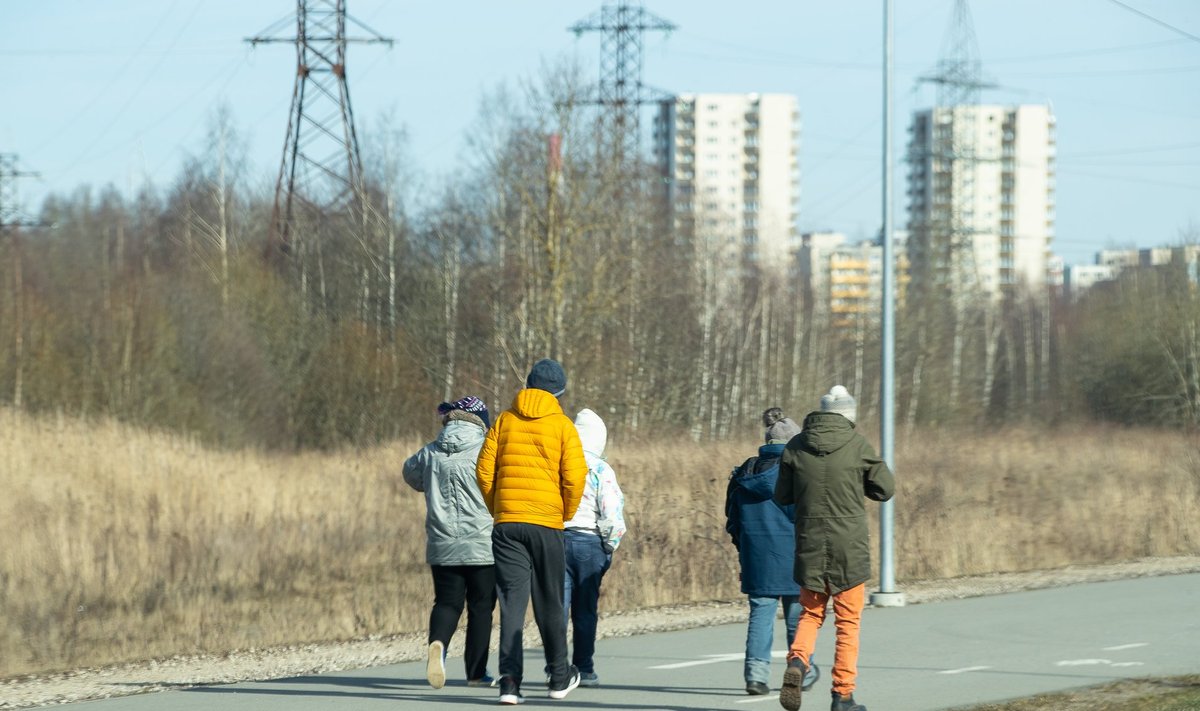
[403, 417, 495, 566]
[774, 411, 894, 594]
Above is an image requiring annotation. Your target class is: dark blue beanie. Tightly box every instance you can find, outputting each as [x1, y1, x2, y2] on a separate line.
[526, 358, 566, 397]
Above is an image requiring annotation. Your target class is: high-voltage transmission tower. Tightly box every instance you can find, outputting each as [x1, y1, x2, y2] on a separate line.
[0, 154, 41, 234]
[911, 0, 997, 298]
[247, 1, 392, 259]
[920, 0, 994, 108]
[569, 2, 676, 171]
[1, 153, 43, 410]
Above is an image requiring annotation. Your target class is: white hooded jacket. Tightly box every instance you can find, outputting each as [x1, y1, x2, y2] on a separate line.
[565, 408, 627, 553]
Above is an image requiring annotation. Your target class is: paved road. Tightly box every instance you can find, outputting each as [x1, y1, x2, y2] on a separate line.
[62, 574, 1200, 710]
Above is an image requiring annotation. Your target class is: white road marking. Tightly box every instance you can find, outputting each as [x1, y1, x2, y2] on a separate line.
[735, 695, 780, 704]
[938, 665, 992, 675]
[1103, 643, 1148, 651]
[649, 653, 743, 669]
[1056, 658, 1146, 667]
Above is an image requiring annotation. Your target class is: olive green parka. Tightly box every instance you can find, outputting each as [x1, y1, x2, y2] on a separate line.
[773, 411, 895, 594]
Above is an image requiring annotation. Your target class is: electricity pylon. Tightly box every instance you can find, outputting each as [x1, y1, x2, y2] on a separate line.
[569, 1, 676, 171]
[0, 154, 40, 234]
[907, 0, 1003, 410]
[569, 3, 675, 433]
[910, 0, 997, 299]
[247, 1, 392, 260]
[0, 153, 42, 410]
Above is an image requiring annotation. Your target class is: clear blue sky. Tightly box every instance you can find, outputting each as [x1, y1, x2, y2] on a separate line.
[2, 0, 1198, 265]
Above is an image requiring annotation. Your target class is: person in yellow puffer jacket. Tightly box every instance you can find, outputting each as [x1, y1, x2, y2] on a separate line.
[476, 358, 588, 705]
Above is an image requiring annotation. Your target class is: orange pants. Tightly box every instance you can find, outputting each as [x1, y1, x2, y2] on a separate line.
[787, 583, 865, 696]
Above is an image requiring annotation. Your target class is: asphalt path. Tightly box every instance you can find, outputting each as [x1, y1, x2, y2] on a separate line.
[60, 573, 1200, 711]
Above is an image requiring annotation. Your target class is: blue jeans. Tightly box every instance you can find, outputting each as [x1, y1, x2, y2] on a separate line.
[745, 594, 800, 684]
[563, 530, 612, 674]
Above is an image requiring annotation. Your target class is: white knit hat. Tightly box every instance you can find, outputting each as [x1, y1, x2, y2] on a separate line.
[820, 385, 857, 424]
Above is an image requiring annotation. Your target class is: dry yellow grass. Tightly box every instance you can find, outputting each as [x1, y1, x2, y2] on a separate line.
[2, 410, 1198, 679]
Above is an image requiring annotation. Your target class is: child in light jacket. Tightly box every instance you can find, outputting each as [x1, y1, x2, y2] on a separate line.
[561, 408, 626, 687]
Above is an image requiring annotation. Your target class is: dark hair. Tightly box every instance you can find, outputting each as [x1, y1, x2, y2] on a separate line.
[761, 407, 785, 428]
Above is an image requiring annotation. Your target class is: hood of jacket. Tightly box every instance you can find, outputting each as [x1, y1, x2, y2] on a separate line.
[573, 408, 607, 459]
[511, 387, 564, 419]
[436, 418, 486, 454]
[798, 411, 857, 455]
[734, 443, 785, 499]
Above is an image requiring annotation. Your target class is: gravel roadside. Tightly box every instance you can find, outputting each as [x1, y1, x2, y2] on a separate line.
[4, 556, 1199, 710]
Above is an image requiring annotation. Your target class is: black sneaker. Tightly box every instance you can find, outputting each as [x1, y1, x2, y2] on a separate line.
[830, 692, 866, 711]
[803, 660, 821, 691]
[498, 675, 524, 705]
[779, 657, 808, 711]
[547, 665, 581, 700]
[746, 680, 770, 695]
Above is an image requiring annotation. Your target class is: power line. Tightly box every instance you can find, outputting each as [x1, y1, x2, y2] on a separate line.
[0, 45, 238, 57]
[1054, 166, 1199, 191]
[1065, 159, 1200, 167]
[987, 38, 1189, 63]
[28, 0, 186, 155]
[1062, 141, 1200, 158]
[1004, 64, 1200, 78]
[1103, 0, 1200, 45]
[145, 55, 255, 180]
[63, 53, 248, 183]
[54, 0, 207, 177]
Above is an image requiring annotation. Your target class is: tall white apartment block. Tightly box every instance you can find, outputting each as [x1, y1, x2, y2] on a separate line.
[906, 104, 1056, 298]
[653, 93, 800, 271]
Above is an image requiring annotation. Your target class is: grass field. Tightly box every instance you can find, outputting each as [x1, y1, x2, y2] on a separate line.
[2, 409, 1199, 679]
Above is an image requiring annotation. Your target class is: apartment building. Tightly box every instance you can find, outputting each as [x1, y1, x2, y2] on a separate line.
[797, 231, 910, 329]
[1066, 244, 1200, 299]
[653, 93, 800, 272]
[906, 104, 1056, 299]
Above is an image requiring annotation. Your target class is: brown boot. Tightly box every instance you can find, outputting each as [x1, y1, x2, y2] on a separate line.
[779, 657, 807, 711]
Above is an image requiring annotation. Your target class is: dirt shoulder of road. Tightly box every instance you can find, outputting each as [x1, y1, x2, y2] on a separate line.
[3, 555, 1199, 710]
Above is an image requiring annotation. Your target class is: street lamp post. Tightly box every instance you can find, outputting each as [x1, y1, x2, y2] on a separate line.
[871, 0, 906, 608]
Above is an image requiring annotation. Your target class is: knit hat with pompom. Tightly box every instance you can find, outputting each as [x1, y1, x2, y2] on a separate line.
[819, 385, 857, 424]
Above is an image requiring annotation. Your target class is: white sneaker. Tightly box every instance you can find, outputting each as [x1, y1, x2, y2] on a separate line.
[426, 641, 446, 689]
[499, 675, 525, 704]
[547, 666, 581, 700]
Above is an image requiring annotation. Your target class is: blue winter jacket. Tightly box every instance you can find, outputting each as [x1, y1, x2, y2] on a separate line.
[724, 444, 801, 596]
